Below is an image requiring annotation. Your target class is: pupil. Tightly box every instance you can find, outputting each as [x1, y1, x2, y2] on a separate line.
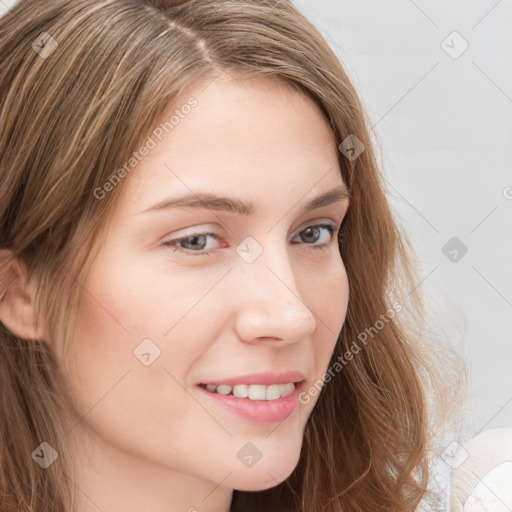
[302, 227, 319, 243]
[184, 235, 206, 250]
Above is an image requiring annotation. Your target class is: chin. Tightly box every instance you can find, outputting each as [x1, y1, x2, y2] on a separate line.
[230, 460, 298, 492]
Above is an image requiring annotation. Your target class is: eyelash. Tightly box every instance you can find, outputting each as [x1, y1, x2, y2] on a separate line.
[163, 222, 343, 257]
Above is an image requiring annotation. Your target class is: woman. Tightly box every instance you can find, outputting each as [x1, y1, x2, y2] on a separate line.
[0, 0, 465, 511]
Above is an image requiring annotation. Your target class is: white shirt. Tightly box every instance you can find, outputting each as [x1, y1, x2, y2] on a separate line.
[416, 428, 512, 511]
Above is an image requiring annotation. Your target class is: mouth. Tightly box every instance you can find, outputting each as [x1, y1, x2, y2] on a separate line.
[196, 380, 305, 424]
[197, 380, 305, 401]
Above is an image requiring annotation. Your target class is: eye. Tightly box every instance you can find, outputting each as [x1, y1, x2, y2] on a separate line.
[163, 222, 341, 257]
[164, 232, 219, 255]
[291, 223, 337, 249]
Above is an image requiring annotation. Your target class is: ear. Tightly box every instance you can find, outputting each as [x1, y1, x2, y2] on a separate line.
[0, 249, 46, 340]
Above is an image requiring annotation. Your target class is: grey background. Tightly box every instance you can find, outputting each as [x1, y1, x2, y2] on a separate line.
[1, 0, 511, 441]
[292, 0, 512, 442]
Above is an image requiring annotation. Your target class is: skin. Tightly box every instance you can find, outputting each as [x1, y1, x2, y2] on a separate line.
[15, 71, 350, 511]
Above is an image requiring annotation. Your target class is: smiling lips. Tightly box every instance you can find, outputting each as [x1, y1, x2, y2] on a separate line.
[197, 371, 306, 423]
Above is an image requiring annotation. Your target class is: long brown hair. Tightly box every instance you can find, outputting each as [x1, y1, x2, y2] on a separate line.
[0, 1, 466, 510]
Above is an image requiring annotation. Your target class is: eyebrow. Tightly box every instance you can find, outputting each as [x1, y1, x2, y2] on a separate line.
[139, 184, 350, 216]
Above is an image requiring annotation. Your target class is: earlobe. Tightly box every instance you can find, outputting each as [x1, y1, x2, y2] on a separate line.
[0, 249, 45, 341]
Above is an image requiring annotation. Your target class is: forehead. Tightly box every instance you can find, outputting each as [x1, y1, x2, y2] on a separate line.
[119, 72, 345, 215]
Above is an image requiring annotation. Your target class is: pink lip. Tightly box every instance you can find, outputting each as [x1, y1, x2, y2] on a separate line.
[197, 381, 303, 424]
[199, 370, 306, 387]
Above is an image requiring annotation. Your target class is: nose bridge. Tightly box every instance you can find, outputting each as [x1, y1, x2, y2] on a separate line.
[232, 235, 316, 342]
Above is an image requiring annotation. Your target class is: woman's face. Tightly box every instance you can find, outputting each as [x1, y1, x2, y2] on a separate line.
[57, 72, 350, 501]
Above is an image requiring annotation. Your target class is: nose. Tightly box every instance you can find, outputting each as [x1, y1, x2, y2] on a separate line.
[233, 244, 317, 345]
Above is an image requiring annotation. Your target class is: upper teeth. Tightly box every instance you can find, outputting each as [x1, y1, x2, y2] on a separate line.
[205, 383, 295, 400]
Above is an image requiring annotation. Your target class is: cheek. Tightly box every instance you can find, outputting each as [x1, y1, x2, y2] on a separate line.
[310, 257, 349, 336]
[310, 259, 349, 371]
[82, 248, 230, 337]
[56, 257, 229, 457]
[63, 252, 230, 394]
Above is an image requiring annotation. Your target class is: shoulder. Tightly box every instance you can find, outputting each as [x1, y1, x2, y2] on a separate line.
[450, 428, 512, 512]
